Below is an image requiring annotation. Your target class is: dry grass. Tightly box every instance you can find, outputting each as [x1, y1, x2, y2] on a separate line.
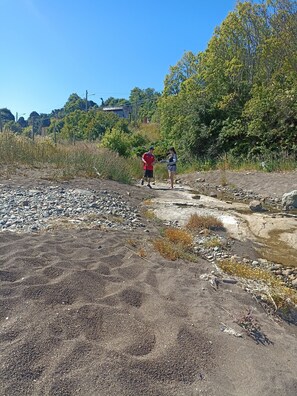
[137, 247, 147, 258]
[218, 259, 297, 309]
[153, 227, 197, 261]
[153, 239, 183, 261]
[164, 227, 193, 248]
[203, 237, 222, 248]
[186, 213, 224, 231]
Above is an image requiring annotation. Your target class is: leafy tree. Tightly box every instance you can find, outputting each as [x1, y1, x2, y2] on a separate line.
[64, 93, 86, 114]
[17, 116, 27, 128]
[59, 109, 120, 142]
[159, 0, 297, 159]
[100, 128, 131, 157]
[163, 51, 200, 96]
[103, 97, 130, 107]
[129, 87, 161, 123]
[0, 108, 15, 131]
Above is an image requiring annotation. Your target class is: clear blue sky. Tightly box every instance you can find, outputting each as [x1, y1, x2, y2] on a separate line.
[0, 0, 237, 118]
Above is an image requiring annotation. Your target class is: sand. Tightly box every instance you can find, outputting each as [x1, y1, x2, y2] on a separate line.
[1, 169, 297, 396]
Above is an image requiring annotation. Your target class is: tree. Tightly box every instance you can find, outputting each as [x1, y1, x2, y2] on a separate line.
[0, 108, 15, 131]
[129, 87, 161, 123]
[163, 51, 200, 96]
[64, 93, 86, 114]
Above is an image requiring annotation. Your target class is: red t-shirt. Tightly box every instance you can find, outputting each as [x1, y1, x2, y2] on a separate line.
[142, 152, 155, 170]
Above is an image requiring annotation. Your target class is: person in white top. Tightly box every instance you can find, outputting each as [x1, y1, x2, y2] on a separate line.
[166, 147, 177, 189]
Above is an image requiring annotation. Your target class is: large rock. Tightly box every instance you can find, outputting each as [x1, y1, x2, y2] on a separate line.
[282, 190, 297, 211]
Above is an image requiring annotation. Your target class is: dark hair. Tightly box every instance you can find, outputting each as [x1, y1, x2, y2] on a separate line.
[169, 147, 176, 154]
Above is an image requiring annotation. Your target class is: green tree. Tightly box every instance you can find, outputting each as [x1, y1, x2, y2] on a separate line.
[0, 108, 15, 131]
[129, 87, 161, 123]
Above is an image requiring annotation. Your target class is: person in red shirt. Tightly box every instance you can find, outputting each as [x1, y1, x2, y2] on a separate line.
[141, 146, 155, 188]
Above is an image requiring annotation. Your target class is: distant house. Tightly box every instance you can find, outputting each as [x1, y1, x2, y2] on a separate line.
[102, 106, 131, 119]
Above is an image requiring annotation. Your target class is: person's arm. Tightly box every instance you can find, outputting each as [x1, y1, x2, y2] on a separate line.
[142, 154, 147, 165]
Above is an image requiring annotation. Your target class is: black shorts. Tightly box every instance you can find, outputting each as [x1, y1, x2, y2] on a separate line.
[144, 169, 154, 178]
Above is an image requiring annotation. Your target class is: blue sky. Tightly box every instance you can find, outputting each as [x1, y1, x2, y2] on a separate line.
[0, 0, 237, 118]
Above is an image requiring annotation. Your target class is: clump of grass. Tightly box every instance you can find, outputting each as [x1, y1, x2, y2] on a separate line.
[153, 239, 183, 261]
[142, 209, 156, 219]
[164, 227, 193, 248]
[127, 238, 138, 248]
[203, 237, 222, 248]
[186, 213, 224, 232]
[218, 259, 297, 309]
[137, 247, 147, 258]
[153, 227, 196, 261]
[218, 259, 277, 283]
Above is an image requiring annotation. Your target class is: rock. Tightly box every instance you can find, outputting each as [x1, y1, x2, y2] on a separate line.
[249, 200, 263, 212]
[291, 278, 297, 288]
[222, 278, 238, 284]
[196, 178, 205, 182]
[282, 190, 297, 211]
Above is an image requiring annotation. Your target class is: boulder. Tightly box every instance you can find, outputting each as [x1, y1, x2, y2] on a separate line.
[282, 190, 297, 211]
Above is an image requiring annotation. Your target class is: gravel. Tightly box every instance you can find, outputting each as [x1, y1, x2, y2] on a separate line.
[0, 184, 144, 233]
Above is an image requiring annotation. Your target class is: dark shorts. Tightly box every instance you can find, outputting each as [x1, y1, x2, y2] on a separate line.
[144, 169, 154, 178]
[167, 164, 176, 173]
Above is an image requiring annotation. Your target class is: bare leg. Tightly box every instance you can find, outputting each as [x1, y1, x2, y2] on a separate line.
[168, 171, 174, 188]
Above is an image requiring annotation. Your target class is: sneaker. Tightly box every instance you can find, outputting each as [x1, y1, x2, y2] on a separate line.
[141, 179, 144, 185]
[147, 184, 152, 189]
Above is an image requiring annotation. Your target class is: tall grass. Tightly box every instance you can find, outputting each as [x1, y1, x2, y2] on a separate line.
[0, 132, 140, 183]
[176, 153, 296, 173]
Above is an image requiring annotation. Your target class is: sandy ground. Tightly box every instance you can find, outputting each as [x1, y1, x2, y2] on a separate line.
[1, 169, 297, 396]
[179, 169, 297, 199]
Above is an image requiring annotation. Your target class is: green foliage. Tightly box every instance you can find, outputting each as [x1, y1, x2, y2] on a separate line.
[129, 87, 161, 123]
[158, 0, 297, 160]
[59, 109, 120, 142]
[100, 128, 131, 157]
[0, 132, 134, 184]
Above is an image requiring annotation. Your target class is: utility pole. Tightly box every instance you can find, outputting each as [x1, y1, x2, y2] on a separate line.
[85, 90, 95, 111]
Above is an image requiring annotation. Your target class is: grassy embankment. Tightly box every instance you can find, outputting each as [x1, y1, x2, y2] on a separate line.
[1, 132, 296, 183]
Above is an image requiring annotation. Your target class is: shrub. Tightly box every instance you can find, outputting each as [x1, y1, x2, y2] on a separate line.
[186, 213, 224, 231]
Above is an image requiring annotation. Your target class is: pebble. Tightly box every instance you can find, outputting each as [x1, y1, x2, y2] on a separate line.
[0, 185, 144, 233]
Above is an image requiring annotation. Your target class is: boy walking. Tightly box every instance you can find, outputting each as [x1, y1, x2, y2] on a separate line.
[141, 146, 155, 188]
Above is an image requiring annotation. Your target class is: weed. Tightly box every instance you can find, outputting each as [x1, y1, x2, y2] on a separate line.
[127, 239, 138, 248]
[203, 237, 222, 248]
[137, 247, 147, 258]
[152, 227, 198, 262]
[186, 213, 224, 232]
[153, 239, 181, 261]
[164, 227, 193, 248]
[235, 309, 272, 345]
[218, 259, 297, 316]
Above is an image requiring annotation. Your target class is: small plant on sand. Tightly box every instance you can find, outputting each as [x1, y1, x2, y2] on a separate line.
[142, 209, 156, 220]
[137, 247, 147, 258]
[218, 259, 297, 317]
[235, 309, 272, 345]
[164, 227, 193, 248]
[203, 237, 222, 248]
[186, 213, 224, 232]
[127, 238, 138, 248]
[153, 227, 197, 261]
